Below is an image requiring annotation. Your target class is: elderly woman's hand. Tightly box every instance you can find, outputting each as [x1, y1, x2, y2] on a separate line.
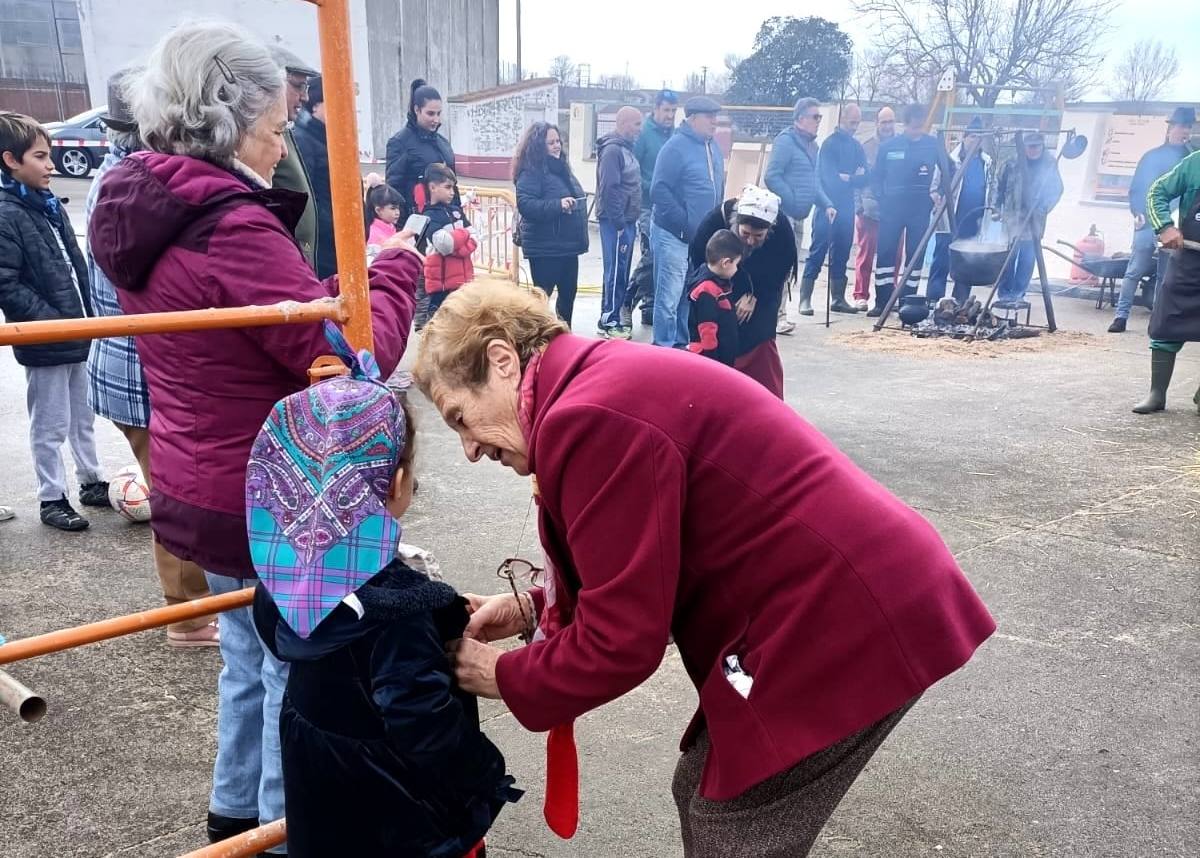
[382, 228, 424, 258]
[462, 592, 534, 642]
[446, 638, 502, 698]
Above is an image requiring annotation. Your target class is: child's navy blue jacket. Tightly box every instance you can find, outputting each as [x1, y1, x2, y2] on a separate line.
[253, 559, 520, 857]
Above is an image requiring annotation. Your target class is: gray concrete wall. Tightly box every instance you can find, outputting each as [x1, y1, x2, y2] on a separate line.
[371, 0, 498, 157]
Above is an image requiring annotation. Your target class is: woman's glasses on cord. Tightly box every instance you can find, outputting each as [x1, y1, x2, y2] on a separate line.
[496, 557, 544, 644]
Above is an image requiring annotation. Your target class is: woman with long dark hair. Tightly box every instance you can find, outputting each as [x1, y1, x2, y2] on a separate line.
[512, 121, 589, 325]
[385, 79, 457, 217]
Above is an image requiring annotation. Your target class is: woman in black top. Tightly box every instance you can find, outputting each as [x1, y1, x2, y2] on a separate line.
[513, 122, 589, 325]
[385, 79, 457, 216]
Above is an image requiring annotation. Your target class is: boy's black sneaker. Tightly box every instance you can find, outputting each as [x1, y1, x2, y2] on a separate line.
[40, 498, 89, 532]
[207, 813, 259, 844]
[79, 481, 110, 508]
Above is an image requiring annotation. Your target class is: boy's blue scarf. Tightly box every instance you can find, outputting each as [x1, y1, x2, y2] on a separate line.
[0, 172, 64, 227]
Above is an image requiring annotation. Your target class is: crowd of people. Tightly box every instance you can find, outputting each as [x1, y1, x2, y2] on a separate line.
[0, 16, 1196, 858]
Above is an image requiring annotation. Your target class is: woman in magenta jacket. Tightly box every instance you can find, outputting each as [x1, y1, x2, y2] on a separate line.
[88, 22, 419, 850]
[416, 280, 995, 857]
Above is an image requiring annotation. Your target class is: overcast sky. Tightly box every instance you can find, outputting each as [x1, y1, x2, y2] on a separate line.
[497, 0, 1199, 102]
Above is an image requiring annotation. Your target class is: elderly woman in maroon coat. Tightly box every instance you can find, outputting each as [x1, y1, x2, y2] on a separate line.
[417, 280, 994, 857]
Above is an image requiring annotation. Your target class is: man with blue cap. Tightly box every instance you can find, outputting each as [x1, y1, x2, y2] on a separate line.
[624, 89, 679, 327]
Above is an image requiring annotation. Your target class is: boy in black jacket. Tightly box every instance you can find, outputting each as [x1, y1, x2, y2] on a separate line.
[0, 112, 105, 531]
[249, 323, 518, 858]
[686, 229, 743, 366]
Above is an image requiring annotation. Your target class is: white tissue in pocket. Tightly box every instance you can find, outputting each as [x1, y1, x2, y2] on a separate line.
[723, 654, 754, 699]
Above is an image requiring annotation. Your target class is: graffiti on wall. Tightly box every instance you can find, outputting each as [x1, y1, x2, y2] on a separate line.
[466, 84, 557, 156]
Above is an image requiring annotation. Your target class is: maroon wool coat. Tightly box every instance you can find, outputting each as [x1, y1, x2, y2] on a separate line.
[495, 335, 995, 801]
[89, 152, 417, 576]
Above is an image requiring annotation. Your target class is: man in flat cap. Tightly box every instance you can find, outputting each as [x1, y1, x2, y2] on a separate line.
[269, 46, 320, 271]
[1109, 106, 1195, 333]
[649, 95, 725, 348]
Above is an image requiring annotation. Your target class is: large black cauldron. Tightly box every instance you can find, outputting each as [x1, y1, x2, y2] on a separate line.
[949, 238, 1011, 286]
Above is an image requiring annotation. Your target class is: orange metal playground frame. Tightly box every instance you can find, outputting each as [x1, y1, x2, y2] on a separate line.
[0, 0, 381, 854]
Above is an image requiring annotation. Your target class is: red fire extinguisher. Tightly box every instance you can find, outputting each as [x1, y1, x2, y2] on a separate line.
[1069, 224, 1104, 284]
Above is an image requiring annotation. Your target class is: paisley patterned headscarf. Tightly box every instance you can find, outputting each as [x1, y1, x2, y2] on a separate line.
[246, 321, 405, 639]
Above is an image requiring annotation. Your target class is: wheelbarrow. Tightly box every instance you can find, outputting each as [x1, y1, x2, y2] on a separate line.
[1046, 240, 1132, 309]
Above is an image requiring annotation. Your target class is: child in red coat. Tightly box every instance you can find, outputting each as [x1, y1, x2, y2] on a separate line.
[422, 163, 476, 315]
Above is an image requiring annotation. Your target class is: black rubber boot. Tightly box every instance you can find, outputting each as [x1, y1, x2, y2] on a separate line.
[830, 278, 858, 313]
[1132, 349, 1176, 414]
[797, 278, 815, 316]
[866, 285, 893, 318]
[1194, 382, 1199, 415]
[207, 813, 259, 844]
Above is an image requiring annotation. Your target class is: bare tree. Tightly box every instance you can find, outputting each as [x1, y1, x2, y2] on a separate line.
[596, 73, 638, 91]
[684, 71, 704, 93]
[548, 55, 575, 85]
[854, 0, 1116, 107]
[1106, 39, 1180, 104]
[850, 47, 938, 105]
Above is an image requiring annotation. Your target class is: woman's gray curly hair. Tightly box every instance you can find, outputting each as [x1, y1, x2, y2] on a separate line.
[126, 20, 283, 166]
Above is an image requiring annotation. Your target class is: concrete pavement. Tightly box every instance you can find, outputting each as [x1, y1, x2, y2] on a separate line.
[0, 176, 1197, 856]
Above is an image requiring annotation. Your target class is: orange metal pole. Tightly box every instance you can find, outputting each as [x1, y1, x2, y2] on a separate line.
[0, 298, 346, 348]
[178, 820, 288, 858]
[0, 588, 254, 666]
[303, 0, 374, 353]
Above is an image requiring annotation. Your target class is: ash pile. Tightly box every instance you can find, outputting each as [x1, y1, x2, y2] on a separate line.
[910, 297, 1041, 341]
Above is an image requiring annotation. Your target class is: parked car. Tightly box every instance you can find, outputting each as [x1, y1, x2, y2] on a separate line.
[43, 106, 109, 178]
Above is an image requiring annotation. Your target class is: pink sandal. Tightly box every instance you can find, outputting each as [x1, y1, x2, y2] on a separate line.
[167, 620, 220, 648]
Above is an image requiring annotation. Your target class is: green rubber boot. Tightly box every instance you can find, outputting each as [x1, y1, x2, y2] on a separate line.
[797, 278, 815, 316]
[1132, 349, 1176, 414]
[830, 278, 858, 314]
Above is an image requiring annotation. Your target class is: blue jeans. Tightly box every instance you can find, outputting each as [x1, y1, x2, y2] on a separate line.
[801, 207, 854, 282]
[997, 238, 1037, 302]
[206, 572, 288, 848]
[651, 223, 690, 348]
[1115, 228, 1165, 319]
[927, 233, 974, 304]
[599, 219, 637, 329]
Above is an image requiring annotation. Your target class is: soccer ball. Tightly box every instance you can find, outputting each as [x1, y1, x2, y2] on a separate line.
[108, 465, 152, 523]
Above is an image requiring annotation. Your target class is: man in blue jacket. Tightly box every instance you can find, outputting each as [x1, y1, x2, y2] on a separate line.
[765, 97, 835, 331]
[867, 103, 950, 316]
[650, 95, 725, 348]
[1109, 106, 1194, 333]
[595, 106, 643, 339]
[624, 89, 678, 327]
[802, 103, 868, 314]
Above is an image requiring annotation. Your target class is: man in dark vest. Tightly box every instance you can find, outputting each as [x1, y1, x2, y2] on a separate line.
[268, 47, 319, 271]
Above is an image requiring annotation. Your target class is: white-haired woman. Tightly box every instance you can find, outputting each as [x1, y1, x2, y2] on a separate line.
[88, 21, 420, 850]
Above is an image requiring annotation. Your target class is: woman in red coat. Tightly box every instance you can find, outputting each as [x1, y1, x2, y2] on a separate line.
[415, 280, 994, 857]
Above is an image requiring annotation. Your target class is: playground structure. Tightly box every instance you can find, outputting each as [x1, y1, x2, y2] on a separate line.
[0, 0, 422, 854]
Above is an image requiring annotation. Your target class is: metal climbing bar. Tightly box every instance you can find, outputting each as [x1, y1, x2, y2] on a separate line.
[178, 820, 289, 858]
[0, 299, 346, 348]
[0, 588, 255, 666]
[304, 0, 373, 351]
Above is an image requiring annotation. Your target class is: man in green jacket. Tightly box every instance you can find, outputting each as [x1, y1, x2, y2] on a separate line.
[1132, 147, 1200, 414]
[624, 89, 678, 326]
[269, 47, 319, 271]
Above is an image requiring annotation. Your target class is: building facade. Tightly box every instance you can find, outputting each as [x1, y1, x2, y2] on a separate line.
[0, 0, 88, 121]
[75, 0, 499, 159]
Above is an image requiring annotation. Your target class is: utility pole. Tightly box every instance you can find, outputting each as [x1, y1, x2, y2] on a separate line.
[515, 0, 523, 81]
[701, 66, 708, 94]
